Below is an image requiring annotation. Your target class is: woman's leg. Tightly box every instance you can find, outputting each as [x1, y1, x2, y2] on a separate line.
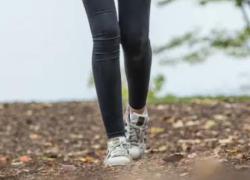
[82, 0, 125, 139]
[118, 0, 152, 111]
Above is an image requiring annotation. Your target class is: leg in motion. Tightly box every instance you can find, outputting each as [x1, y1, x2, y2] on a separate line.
[82, 0, 132, 166]
[118, 0, 152, 159]
[83, 0, 123, 140]
[119, 0, 152, 111]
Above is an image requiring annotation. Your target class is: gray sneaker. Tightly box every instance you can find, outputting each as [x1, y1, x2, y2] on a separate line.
[124, 105, 149, 159]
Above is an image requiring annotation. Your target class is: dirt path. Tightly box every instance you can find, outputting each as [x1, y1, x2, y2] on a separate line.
[1, 100, 250, 180]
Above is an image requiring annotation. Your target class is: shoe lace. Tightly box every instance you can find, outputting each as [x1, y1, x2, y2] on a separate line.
[127, 123, 148, 145]
[108, 141, 131, 157]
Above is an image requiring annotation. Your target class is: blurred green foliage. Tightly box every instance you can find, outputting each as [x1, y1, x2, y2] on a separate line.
[121, 74, 166, 102]
[147, 94, 250, 104]
[88, 72, 166, 102]
[147, 74, 166, 100]
[155, 0, 250, 65]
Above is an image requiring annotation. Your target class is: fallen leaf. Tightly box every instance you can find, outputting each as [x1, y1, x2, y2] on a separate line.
[219, 136, 237, 145]
[43, 142, 53, 147]
[91, 144, 101, 150]
[76, 157, 94, 163]
[0, 157, 8, 163]
[29, 134, 42, 140]
[213, 114, 227, 121]
[226, 147, 239, 153]
[173, 120, 184, 128]
[243, 124, 250, 132]
[11, 161, 23, 166]
[20, 155, 30, 163]
[204, 120, 216, 129]
[147, 127, 165, 134]
[180, 172, 189, 177]
[178, 139, 201, 144]
[186, 121, 200, 127]
[42, 157, 55, 161]
[94, 135, 101, 140]
[26, 110, 33, 116]
[158, 145, 168, 152]
[69, 134, 83, 139]
[160, 116, 175, 123]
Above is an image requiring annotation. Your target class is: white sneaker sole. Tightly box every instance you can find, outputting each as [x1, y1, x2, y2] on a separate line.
[104, 157, 133, 167]
[128, 145, 146, 160]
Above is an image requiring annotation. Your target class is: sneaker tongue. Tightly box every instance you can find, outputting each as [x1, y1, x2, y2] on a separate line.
[130, 113, 147, 126]
[108, 136, 126, 147]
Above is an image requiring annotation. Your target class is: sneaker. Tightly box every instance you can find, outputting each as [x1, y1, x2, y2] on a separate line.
[104, 136, 133, 166]
[124, 105, 149, 159]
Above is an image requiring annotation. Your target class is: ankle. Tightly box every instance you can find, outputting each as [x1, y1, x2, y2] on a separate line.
[129, 105, 147, 115]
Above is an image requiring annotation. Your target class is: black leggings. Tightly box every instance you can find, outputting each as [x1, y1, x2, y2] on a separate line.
[82, 0, 152, 139]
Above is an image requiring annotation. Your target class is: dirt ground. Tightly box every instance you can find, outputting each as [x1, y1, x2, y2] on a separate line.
[1, 100, 250, 180]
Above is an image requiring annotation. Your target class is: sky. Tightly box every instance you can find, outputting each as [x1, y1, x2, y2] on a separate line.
[0, 0, 250, 102]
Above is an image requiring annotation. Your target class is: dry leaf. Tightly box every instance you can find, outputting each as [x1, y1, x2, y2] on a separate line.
[173, 120, 184, 128]
[20, 155, 30, 162]
[180, 172, 189, 177]
[226, 147, 239, 153]
[0, 157, 8, 163]
[26, 110, 33, 116]
[158, 145, 168, 152]
[69, 134, 83, 139]
[186, 120, 200, 127]
[160, 116, 175, 123]
[219, 136, 237, 145]
[92, 144, 101, 150]
[77, 157, 94, 163]
[42, 156, 55, 161]
[213, 114, 227, 121]
[147, 127, 165, 134]
[243, 124, 250, 132]
[43, 142, 53, 147]
[178, 139, 201, 144]
[204, 120, 216, 129]
[12, 161, 23, 166]
[29, 134, 42, 140]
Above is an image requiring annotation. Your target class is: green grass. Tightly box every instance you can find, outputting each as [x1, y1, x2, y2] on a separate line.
[147, 95, 250, 104]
